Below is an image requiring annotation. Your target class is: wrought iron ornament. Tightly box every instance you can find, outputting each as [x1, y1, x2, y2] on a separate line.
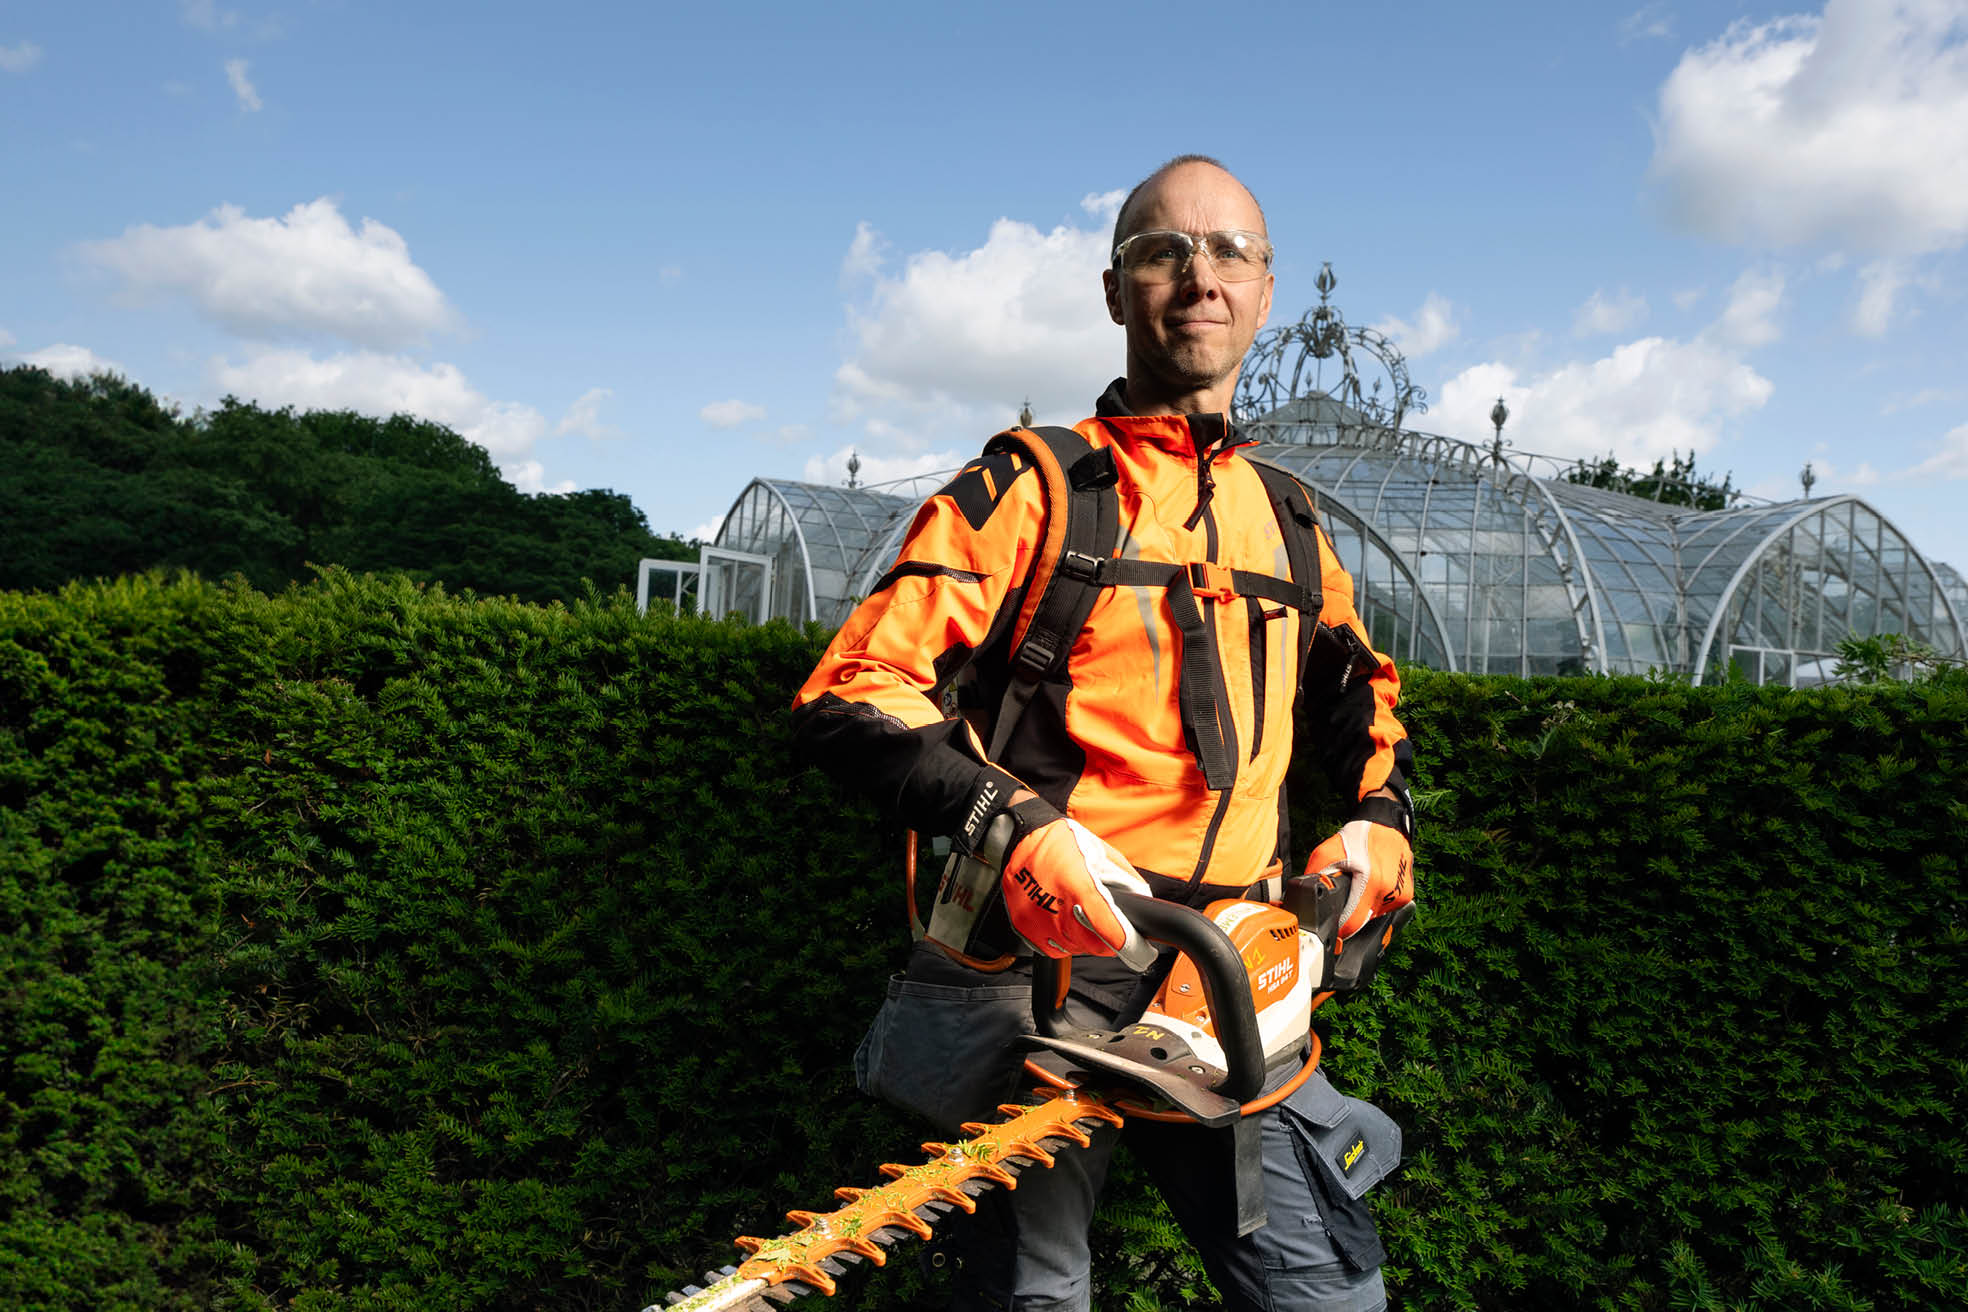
[1234, 262, 1427, 436]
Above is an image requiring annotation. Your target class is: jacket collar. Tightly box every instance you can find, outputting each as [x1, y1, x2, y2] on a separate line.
[1093, 378, 1241, 458]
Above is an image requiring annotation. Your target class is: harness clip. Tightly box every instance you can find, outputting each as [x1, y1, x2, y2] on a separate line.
[1187, 561, 1239, 603]
[1058, 550, 1105, 583]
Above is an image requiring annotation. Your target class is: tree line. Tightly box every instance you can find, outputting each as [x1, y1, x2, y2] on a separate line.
[0, 365, 698, 604]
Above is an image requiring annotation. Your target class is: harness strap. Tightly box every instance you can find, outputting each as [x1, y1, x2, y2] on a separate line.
[1058, 553, 1320, 615]
[983, 426, 1118, 764]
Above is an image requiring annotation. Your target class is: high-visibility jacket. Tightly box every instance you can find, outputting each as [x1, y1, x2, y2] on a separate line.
[792, 380, 1411, 900]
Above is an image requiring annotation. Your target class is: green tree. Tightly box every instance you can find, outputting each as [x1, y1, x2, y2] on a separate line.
[0, 365, 699, 603]
[1564, 449, 1740, 509]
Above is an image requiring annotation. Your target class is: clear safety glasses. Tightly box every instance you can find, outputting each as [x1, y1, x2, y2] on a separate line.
[1111, 229, 1274, 284]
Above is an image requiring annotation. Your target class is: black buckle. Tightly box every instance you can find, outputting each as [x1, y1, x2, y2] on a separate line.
[1058, 550, 1104, 582]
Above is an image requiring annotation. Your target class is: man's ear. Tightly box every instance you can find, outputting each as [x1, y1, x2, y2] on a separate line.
[1103, 268, 1125, 325]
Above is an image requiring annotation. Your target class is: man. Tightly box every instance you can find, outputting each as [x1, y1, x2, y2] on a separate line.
[792, 156, 1415, 1312]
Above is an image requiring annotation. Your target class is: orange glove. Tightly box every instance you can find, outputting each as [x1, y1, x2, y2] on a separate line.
[1307, 807, 1415, 941]
[1002, 814, 1151, 959]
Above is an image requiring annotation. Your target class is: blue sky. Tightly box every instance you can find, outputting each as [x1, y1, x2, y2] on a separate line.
[5, 1, 1966, 574]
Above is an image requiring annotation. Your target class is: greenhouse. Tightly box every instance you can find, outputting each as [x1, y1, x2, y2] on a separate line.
[681, 285, 1966, 687]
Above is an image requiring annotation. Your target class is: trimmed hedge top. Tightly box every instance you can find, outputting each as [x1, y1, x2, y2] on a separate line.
[1, 571, 1961, 1310]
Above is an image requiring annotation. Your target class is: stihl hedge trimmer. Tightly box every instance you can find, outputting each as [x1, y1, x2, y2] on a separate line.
[649, 885, 1411, 1312]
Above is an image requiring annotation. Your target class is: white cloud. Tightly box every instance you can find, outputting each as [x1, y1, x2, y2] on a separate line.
[1709, 266, 1786, 348]
[1436, 336, 1774, 465]
[1649, 2, 1968, 256]
[1883, 386, 1957, 414]
[502, 461, 575, 495]
[833, 214, 1118, 448]
[1572, 288, 1649, 337]
[802, 445, 964, 489]
[210, 348, 549, 466]
[0, 41, 43, 73]
[1672, 285, 1705, 311]
[1373, 293, 1462, 359]
[1852, 258, 1910, 336]
[1902, 422, 1968, 480]
[688, 515, 724, 544]
[182, 0, 240, 30]
[841, 221, 885, 283]
[1081, 190, 1126, 221]
[1620, 3, 1675, 43]
[15, 343, 125, 380]
[556, 386, 617, 438]
[699, 399, 766, 429]
[0, 327, 14, 348]
[79, 198, 458, 349]
[224, 58, 260, 112]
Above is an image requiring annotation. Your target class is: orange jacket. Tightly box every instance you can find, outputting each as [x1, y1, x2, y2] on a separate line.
[792, 382, 1410, 896]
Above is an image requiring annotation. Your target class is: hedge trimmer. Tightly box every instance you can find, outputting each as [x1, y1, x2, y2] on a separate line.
[647, 887, 1411, 1312]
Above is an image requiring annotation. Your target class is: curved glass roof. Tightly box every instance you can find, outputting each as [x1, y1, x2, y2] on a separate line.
[715, 479, 915, 626]
[714, 410, 1966, 686]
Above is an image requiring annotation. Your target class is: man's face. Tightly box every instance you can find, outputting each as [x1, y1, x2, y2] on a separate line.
[1103, 162, 1275, 404]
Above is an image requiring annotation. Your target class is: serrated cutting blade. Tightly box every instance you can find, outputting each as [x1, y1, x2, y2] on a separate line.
[647, 1088, 1124, 1312]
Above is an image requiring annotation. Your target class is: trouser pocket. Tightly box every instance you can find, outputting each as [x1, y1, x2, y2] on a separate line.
[854, 952, 1033, 1134]
[1276, 1072, 1402, 1273]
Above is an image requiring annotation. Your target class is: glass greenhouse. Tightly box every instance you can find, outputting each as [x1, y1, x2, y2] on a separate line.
[703, 405, 1965, 687]
[694, 283, 1962, 686]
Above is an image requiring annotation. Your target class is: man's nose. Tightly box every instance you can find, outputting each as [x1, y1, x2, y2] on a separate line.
[1176, 251, 1224, 297]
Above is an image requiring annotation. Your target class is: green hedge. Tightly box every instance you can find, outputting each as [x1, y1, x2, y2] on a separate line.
[1, 573, 1961, 1310]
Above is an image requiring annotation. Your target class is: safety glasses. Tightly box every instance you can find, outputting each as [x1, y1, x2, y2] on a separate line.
[1111, 229, 1274, 284]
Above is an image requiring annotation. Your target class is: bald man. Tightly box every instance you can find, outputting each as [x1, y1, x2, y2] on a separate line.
[794, 155, 1415, 1312]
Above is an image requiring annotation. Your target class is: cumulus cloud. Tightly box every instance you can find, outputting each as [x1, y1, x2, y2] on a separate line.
[1903, 422, 1968, 480]
[1852, 258, 1910, 336]
[699, 399, 766, 429]
[0, 41, 43, 73]
[555, 386, 617, 438]
[802, 445, 964, 489]
[1373, 293, 1462, 359]
[79, 198, 458, 349]
[224, 58, 260, 111]
[0, 327, 13, 348]
[841, 222, 885, 283]
[1573, 288, 1649, 337]
[1649, 2, 1968, 256]
[210, 348, 549, 468]
[1620, 3, 1675, 43]
[1081, 190, 1126, 222]
[181, 1, 240, 30]
[1710, 266, 1786, 348]
[1437, 336, 1773, 465]
[15, 343, 125, 380]
[833, 214, 1117, 447]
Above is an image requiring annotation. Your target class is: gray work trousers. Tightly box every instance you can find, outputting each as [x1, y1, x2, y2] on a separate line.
[854, 943, 1401, 1312]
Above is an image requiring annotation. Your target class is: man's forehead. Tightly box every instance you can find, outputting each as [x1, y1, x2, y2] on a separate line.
[1123, 163, 1265, 236]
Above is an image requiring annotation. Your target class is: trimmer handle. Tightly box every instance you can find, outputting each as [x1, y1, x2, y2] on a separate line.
[1031, 892, 1267, 1104]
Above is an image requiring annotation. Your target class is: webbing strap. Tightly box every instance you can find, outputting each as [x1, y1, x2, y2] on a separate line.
[1247, 460, 1326, 700]
[983, 426, 1118, 764]
[1058, 553, 1320, 616]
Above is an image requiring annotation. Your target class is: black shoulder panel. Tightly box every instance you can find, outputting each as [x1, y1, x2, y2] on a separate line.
[935, 449, 1031, 532]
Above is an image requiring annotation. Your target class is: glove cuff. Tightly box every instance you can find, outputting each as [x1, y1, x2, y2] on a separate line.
[1352, 793, 1414, 842]
[953, 765, 1060, 856]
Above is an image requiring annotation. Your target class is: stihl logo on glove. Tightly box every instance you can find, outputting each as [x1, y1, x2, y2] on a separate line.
[1001, 815, 1152, 958]
[1011, 864, 1062, 913]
